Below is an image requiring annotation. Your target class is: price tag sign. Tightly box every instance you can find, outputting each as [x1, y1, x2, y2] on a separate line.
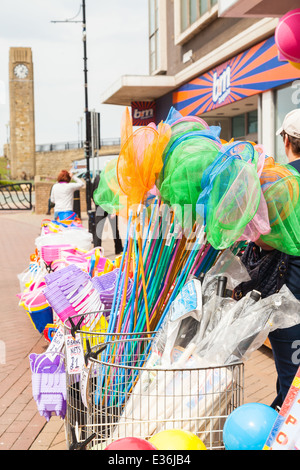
[80, 360, 92, 408]
[46, 326, 65, 361]
[65, 333, 85, 375]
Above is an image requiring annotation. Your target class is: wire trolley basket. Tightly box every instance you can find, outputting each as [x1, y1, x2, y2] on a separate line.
[63, 312, 244, 450]
[63, 310, 110, 449]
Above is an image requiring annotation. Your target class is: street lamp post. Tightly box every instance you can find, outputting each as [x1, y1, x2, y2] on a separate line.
[82, 0, 92, 212]
[51, 1, 92, 212]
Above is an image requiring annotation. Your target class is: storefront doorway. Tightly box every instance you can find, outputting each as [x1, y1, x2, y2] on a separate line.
[231, 109, 258, 142]
[201, 96, 258, 143]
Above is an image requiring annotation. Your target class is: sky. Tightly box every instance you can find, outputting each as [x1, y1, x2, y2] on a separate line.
[0, 0, 149, 153]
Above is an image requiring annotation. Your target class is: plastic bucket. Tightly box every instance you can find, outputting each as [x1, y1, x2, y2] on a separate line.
[24, 291, 53, 333]
[28, 306, 53, 333]
[56, 211, 76, 224]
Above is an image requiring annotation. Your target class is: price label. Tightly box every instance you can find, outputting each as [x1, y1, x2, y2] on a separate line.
[46, 326, 65, 361]
[80, 360, 92, 408]
[65, 333, 85, 375]
[165, 232, 173, 246]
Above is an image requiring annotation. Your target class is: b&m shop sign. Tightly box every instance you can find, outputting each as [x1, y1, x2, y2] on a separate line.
[173, 36, 300, 116]
[131, 101, 156, 126]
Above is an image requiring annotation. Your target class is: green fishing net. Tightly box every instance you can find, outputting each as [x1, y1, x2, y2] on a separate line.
[200, 156, 261, 250]
[159, 136, 221, 221]
[93, 158, 124, 215]
[162, 118, 209, 161]
[259, 170, 300, 256]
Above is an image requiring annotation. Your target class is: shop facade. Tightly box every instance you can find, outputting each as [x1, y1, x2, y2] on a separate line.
[156, 35, 300, 162]
[101, 1, 300, 163]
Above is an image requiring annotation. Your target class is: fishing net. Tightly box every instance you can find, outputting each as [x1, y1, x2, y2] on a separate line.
[197, 142, 263, 249]
[161, 125, 221, 176]
[120, 106, 133, 148]
[162, 109, 211, 164]
[93, 107, 134, 217]
[164, 106, 209, 128]
[197, 142, 259, 221]
[260, 156, 300, 192]
[236, 144, 271, 243]
[159, 136, 221, 221]
[93, 158, 126, 216]
[117, 121, 171, 211]
[205, 159, 261, 249]
[221, 140, 259, 165]
[259, 158, 300, 255]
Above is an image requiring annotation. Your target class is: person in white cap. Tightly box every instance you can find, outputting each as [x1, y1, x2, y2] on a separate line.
[276, 108, 300, 165]
[264, 109, 300, 410]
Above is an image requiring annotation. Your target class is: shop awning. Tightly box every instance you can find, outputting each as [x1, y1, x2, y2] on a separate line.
[100, 75, 176, 106]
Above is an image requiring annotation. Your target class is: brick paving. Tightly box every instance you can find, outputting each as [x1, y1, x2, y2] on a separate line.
[0, 210, 278, 450]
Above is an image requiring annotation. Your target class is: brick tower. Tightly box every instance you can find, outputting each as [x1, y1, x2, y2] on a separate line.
[9, 47, 36, 180]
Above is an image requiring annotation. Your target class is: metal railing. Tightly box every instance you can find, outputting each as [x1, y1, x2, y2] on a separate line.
[35, 138, 121, 153]
[0, 183, 32, 210]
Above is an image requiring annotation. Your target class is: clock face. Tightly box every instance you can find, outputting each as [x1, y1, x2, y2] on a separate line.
[14, 64, 29, 79]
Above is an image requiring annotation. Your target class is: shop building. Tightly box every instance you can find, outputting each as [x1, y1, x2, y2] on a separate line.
[101, 0, 300, 163]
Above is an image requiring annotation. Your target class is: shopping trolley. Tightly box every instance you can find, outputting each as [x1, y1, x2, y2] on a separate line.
[63, 311, 110, 449]
[63, 313, 244, 450]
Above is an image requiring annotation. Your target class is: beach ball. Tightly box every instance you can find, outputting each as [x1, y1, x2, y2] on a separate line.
[223, 403, 278, 451]
[104, 437, 157, 450]
[289, 61, 300, 70]
[275, 9, 300, 63]
[149, 429, 206, 450]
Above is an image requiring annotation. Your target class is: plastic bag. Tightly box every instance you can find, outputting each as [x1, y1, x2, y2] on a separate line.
[195, 285, 300, 367]
[18, 262, 40, 292]
[201, 248, 251, 304]
[35, 228, 93, 252]
[153, 279, 202, 366]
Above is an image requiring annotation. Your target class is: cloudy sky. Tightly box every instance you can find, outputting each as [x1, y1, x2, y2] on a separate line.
[0, 0, 149, 152]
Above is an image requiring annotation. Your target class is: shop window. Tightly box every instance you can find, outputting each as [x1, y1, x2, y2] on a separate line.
[179, 0, 218, 34]
[200, 0, 208, 16]
[232, 111, 258, 140]
[149, 0, 160, 74]
[190, 0, 198, 24]
[149, 0, 167, 75]
[232, 114, 245, 139]
[275, 83, 300, 163]
[180, 0, 189, 31]
[247, 110, 258, 135]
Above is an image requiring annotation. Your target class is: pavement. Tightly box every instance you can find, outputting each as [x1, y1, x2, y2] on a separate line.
[0, 209, 278, 450]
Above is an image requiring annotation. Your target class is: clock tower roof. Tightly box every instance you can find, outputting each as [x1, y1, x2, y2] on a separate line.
[9, 47, 32, 64]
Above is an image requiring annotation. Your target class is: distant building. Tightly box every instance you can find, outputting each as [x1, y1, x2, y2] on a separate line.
[9, 47, 36, 180]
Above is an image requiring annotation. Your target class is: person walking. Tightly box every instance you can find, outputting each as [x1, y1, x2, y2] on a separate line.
[50, 170, 84, 220]
[92, 172, 123, 255]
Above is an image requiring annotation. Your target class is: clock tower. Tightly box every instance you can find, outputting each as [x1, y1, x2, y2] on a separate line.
[9, 47, 36, 180]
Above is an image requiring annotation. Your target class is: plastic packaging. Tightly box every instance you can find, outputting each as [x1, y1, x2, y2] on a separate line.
[196, 285, 300, 367]
[152, 278, 202, 366]
[35, 228, 93, 252]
